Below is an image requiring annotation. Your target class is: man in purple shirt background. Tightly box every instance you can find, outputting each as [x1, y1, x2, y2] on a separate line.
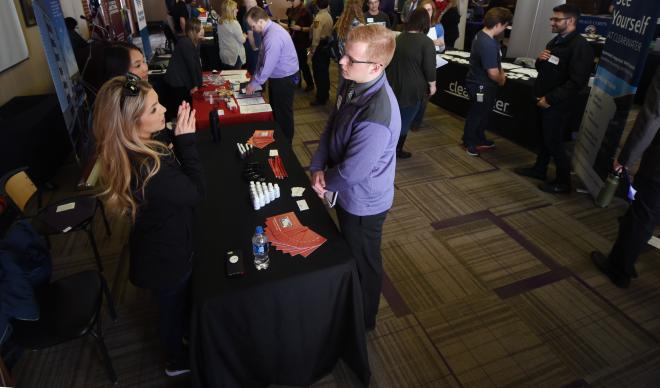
[310, 24, 400, 330]
[245, 7, 299, 142]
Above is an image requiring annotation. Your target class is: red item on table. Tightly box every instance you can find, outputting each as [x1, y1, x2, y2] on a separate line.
[268, 155, 287, 179]
[264, 212, 326, 258]
[247, 130, 275, 149]
[192, 72, 274, 129]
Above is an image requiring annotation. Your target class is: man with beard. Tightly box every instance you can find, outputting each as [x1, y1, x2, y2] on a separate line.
[514, 4, 594, 193]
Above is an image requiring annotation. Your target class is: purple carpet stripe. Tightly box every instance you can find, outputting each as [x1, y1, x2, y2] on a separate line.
[431, 210, 491, 230]
[496, 203, 552, 218]
[486, 211, 563, 271]
[561, 379, 590, 388]
[381, 271, 411, 317]
[493, 268, 571, 299]
[489, 210, 659, 343]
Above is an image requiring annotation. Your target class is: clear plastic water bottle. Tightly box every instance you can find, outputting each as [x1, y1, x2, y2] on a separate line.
[252, 226, 270, 270]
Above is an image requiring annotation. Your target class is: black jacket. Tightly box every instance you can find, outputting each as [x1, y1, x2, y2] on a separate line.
[441, 7, 460, 48]
[129, 133, 205, 290]
[165, 37, 203, 91]
[619, 68, 660, 183]
[534, 30, 594, 105]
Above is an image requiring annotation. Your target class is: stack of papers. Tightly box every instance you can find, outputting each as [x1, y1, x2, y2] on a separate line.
[264, 212, 327, 257]
[236, 97, 266, 106]
[240, 104, 273, 114]
[247, 130, 275, 149]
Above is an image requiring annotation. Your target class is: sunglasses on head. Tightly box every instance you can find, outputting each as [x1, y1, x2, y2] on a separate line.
[120, 73, 141, 106]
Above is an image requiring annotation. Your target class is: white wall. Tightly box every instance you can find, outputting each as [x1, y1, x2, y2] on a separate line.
[0, 0, 54, 106]
[508, 0, 565, 59]
[60, 0, 90, 39]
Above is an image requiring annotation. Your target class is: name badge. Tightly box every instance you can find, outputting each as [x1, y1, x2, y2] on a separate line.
[548, 55, 560, 65]
[367, 17, 374, 23]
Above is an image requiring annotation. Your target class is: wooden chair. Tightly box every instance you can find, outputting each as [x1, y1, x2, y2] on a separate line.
[0, 167, 111, 272]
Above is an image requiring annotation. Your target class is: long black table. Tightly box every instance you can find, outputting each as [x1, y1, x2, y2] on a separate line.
[190, 122, 370, 387]
[430, 61, 589, 150]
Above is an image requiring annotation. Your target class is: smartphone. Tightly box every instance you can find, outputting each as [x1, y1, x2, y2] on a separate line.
[225, 249, 246, 277]
[324, 191, 338, 208]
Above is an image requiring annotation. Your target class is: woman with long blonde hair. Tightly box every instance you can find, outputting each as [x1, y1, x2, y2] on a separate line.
[93, 75, 204, 377]
[217, 0, 247, 69]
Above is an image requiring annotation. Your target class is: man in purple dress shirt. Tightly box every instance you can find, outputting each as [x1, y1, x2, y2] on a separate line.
[310, 24, 400, 330]
[245, 7, 300, 142]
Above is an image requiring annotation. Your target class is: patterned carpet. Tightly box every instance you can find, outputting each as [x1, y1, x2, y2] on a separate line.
[10, 64, 660, 388]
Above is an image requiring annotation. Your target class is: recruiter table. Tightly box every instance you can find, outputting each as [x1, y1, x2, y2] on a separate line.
[192, 72, 274, 129]
[190, 122, 371, 387]
[430, 61, 588, 149]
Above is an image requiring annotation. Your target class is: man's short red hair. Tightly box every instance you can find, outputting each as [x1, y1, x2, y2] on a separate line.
[346, 24, 396, 67]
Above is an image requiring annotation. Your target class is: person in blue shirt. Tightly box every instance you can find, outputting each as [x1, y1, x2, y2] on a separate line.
[462, 7, 511, 157]
[310, 25, 400, 330]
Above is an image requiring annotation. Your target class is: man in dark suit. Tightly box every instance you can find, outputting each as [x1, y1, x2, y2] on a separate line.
[514, 4, 594, 194]
[591, 68, 660, 289]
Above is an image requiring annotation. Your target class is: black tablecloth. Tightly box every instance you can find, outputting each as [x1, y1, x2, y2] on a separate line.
[430, 61, 588, 149]
[190, 122, 370, 387]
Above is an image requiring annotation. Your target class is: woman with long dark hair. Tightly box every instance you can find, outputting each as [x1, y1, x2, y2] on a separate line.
[164, 18, 204, 120]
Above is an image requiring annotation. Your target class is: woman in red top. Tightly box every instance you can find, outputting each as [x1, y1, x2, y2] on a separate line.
[280, 0, 315, 90]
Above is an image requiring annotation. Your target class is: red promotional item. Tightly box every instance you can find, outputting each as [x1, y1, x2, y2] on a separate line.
[264, 212, 326, 258]
[247, 130, 275, 149]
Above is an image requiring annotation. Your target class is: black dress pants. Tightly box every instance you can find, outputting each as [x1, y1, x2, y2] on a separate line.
[609, 177, 660, 276]
[268, 75, 296, 142]
[312, 47, 330, 103]
[336, 205, 388, 329]
[532, 102, 572, 184]
[295, 46, 314, 88]
[462, 83, 497, 147]
[156, 271, 191, 363]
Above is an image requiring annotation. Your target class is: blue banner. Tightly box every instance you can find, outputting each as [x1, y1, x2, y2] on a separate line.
[32, 0, 84, 133]
[573, 0, 660, 198]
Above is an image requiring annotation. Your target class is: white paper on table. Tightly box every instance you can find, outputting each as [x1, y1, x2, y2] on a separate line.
[220, 70, 248, 76]
[435, 54, 448, 69]
[291, 187, 305, 197]
[222, 74, 250, 83]
[56, 202, 76, 212]
[296, 200, 309, 211]
[236, 97, 266, 106]
[445, 50, 470, 58]
[239, 104, 273, 114]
